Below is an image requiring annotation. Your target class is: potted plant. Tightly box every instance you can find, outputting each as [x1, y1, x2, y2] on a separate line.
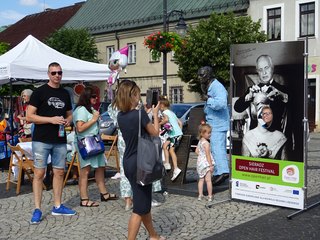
[144, 31, 184, 60]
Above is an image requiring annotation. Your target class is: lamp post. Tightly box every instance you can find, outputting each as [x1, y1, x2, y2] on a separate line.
[162, 0, 187, 97]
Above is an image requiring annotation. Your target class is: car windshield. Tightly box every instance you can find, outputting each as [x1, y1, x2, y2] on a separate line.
[171, 105, 192, 118]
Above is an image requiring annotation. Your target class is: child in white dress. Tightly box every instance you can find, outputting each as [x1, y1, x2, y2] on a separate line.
[196, 123, 215, 202]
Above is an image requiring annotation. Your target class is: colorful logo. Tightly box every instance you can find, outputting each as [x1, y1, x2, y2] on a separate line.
[282, 165, 299, 184]
[286, 167, 295, 176]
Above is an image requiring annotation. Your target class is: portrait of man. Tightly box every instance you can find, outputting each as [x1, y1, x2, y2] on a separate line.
[231, 41, 305, 162]
[234, 55, 288, 133]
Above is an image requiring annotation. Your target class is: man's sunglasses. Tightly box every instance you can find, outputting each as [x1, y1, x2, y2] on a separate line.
[50, 71, 63, 76]
[91, 94, 97, 98]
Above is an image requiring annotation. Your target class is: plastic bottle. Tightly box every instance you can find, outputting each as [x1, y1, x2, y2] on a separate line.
[58, 124, 65, 137]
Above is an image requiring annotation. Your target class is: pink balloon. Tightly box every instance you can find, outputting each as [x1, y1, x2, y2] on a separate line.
[107, 45, 129, 87]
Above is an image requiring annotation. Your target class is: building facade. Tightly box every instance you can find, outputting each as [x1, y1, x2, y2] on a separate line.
[65, 0, 249, 103]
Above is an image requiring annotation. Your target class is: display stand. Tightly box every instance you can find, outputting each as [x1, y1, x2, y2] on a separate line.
[287, 37, 320, 219]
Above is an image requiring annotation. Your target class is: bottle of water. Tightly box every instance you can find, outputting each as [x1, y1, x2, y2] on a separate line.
[58, 124, 65, 137]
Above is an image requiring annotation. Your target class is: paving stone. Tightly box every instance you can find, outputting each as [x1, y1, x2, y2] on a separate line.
[0, 133, 319, 239]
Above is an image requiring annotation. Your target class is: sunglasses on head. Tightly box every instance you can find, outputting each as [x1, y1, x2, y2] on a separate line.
[50, 71, 63, 76]
[90, 94, 97, 98]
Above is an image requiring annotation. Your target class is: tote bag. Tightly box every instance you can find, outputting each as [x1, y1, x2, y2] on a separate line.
[136, 109, 165, 186]
[77, 135, 105, 160]
[76, 107, 105, 160]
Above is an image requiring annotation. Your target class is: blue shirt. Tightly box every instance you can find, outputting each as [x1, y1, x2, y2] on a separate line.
[204, 79, 230, 131]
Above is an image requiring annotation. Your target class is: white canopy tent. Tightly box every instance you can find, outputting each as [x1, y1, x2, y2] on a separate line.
[0, 35, 111, 146]
[0, 35, 111, 84]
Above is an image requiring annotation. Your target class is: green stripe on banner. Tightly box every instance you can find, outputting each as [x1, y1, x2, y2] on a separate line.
[232, 155, 304, 188]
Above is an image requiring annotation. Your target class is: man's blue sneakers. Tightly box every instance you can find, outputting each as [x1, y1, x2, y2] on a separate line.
[30, 209, 42, 224]
[51, 204, 76, 216]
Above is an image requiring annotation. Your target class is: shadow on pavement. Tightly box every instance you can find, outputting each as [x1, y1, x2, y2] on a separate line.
[204, 194, 320, 240]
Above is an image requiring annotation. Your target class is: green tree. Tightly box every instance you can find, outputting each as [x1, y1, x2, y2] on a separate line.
[45, 28, 99, 62]
[174, 12, 266, 96]
[0, 41, 26, 96]
[0, 42, 10, 55]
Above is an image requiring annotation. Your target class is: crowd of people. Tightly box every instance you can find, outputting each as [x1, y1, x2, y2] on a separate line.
[20, 62, 188, 239]
[2, 54, 289, 238]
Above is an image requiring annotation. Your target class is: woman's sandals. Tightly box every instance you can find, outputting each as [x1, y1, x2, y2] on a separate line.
[100, 192, 118, 201]
[80, 199, 99, 207]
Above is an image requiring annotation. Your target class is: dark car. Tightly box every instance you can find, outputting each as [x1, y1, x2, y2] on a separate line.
[170, 102, 230, 151]
[170, 102, 205, 133]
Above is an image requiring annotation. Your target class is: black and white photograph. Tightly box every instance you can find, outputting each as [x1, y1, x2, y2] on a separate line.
[231, 41, 305, 162]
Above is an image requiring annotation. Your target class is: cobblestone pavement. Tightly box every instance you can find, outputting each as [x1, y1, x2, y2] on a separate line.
[0, 133, 319, 240]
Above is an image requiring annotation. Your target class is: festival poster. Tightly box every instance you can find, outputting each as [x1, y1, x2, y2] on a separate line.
[230, 41, 305, 209]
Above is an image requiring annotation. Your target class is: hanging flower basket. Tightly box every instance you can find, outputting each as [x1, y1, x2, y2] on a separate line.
[143, 31, 184, 60]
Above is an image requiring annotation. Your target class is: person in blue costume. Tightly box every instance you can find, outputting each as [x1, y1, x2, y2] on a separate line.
[198, 66, 230, 185]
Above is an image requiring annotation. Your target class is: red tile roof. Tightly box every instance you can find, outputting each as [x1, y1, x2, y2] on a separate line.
[0, 2, 84, 48]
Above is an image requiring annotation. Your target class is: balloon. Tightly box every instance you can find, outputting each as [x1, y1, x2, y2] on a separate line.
[107, 45, 128, 86]
[108, 45, 128, 72]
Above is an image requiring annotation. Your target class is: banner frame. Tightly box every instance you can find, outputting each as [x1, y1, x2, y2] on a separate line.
[229, 40, 307, 211]
[287, 37, 320, 219]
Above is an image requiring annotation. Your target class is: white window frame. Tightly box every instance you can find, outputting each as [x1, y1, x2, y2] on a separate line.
[295, 0, 318, 39]
[170, 51, 175, 61]
[128, 43, 136, 64]
[169, 86, 183, 103]
[263, 3, 284, 41]
[106, 45, 115, 63]
[149, 52, 160, 62]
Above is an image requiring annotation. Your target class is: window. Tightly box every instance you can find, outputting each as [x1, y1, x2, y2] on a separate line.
[267, 8, 281, 41]
[170, 51, 175, 61]
[106, 46, 115, 63]
[169, 86, 183, 103]
[149, 52, 160, 62]
[300, 2, 315, 37]
[263, 4, 284, 41]
[128, 43, 136, 64]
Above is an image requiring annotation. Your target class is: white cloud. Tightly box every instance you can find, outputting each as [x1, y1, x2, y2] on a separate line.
[19, 0, 39, 6]
[0, 10, 25, 22]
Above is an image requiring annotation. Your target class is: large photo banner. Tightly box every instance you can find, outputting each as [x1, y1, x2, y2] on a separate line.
[230, 41, 305, 209]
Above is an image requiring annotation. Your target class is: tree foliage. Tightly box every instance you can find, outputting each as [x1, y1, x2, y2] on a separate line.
[45, 28, 99, 62]
[174, 12, 266, 96]
[0, 42, 10, 55]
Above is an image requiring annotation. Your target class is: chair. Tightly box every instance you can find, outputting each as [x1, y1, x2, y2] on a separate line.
[18, 137, 32, 143]
[101, 134, 120, 172]
[63, 151, 80, 187]
[6, 143, 46, 194]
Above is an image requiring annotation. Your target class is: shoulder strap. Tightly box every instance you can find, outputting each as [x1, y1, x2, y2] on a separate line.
[138, 109, 141, 137]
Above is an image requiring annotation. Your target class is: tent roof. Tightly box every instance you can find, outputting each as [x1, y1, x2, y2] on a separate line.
[0, 35, 110, 84]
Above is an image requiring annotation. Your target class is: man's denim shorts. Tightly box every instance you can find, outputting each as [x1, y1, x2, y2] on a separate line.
[32, 141, 67, 169]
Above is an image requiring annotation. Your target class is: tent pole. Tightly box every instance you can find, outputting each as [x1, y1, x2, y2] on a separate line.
[9, 78, 14, 146]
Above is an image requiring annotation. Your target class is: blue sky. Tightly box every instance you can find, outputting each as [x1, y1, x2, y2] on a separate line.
[0, 0, 84, 27]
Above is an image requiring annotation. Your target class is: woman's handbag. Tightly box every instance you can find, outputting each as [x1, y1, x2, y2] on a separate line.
[77, 135, 105, 160]
[136, 109, 165, 186]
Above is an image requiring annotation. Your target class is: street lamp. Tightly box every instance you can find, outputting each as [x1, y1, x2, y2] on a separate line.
[162, 0, 187, 97]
